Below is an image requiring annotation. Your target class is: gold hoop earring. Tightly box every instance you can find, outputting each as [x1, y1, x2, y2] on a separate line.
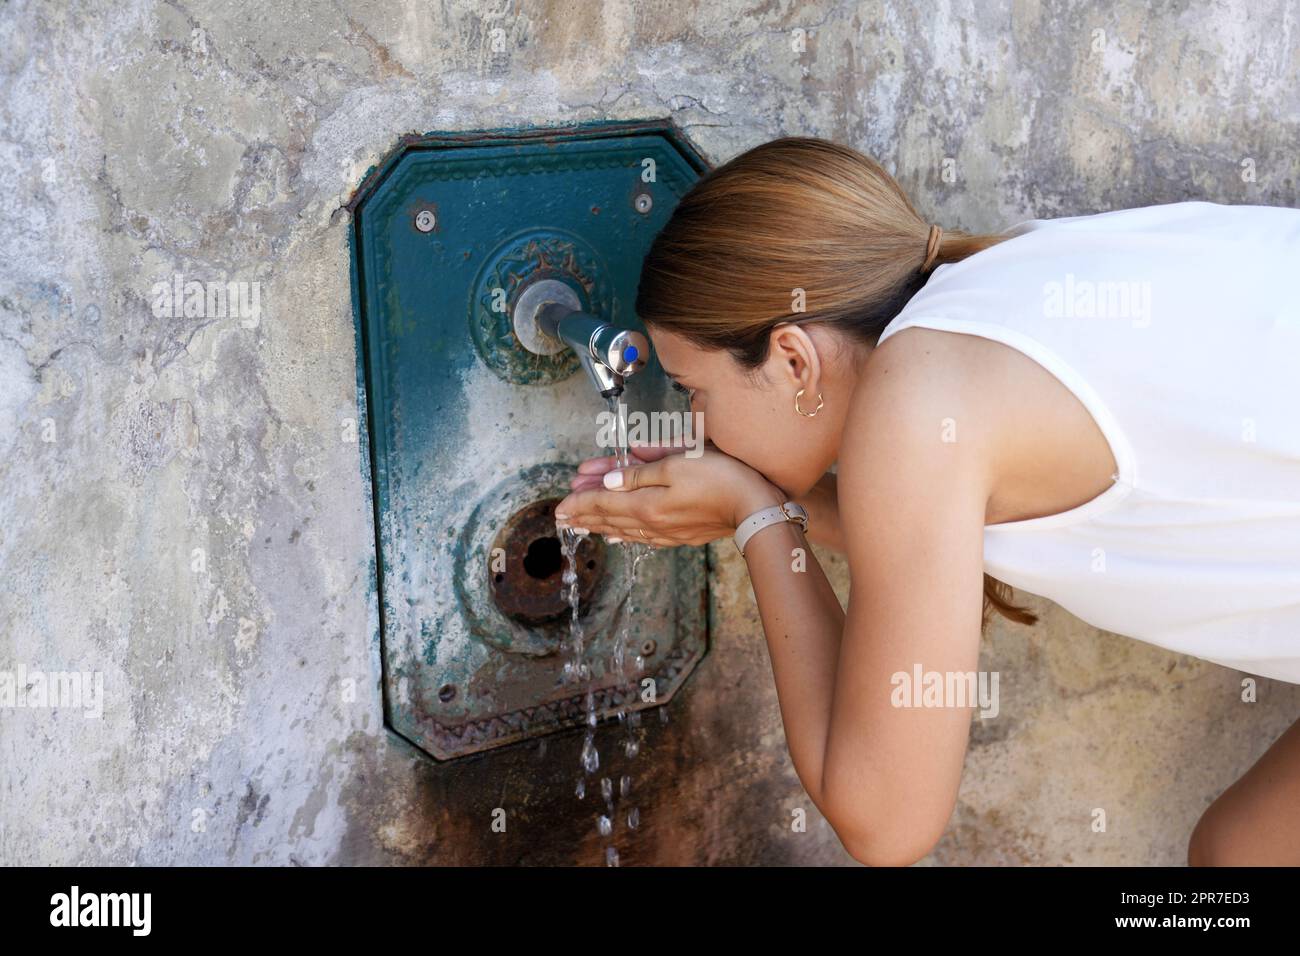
[794, 388, 823, 418]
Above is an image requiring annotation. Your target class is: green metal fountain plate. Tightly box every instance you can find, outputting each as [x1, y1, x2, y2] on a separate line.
[348, 120, 711, 761]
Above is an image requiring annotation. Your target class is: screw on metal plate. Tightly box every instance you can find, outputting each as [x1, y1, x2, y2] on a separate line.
[633, 192, 653, 214]
[415, 209, 436, 233]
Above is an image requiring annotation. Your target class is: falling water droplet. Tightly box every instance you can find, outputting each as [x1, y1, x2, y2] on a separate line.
[627, 806, 640, 830]
[558, 399, 659, 871]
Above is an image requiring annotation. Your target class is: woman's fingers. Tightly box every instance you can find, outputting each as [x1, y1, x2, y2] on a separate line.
[584, 516, 652, 537]
[568, 518, 649, 544]
[556, 486, 669, 525]
[626, 441, 689, 462]
[582, 516, 682, 547]
[576, 455, 621, 475]
[601, 456, 672, 491]
[576, 448, 655, 475]
[561, 506, 708, 546]
[570, 455, 653, 490]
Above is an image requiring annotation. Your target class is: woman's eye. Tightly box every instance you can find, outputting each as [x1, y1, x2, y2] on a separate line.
[671, 380, 693, 398]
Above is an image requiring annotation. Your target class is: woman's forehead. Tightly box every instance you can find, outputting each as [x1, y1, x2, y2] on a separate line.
[647, 326, 694, 370]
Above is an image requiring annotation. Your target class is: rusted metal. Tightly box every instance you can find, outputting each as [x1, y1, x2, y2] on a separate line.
[490, 497, 604, 624]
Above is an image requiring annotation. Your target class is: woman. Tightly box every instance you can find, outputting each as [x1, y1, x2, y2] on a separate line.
[553, 137, 1300, 866]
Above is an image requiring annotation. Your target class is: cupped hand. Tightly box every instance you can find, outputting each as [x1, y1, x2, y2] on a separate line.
[564, 441, 681, 493]
[555, 442, 785, 547]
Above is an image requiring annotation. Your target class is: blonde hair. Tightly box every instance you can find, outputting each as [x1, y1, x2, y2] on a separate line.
[636, 136, 1038, 629]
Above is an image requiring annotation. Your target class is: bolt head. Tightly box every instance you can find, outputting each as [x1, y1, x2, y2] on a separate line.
[415, 209, 436, 232]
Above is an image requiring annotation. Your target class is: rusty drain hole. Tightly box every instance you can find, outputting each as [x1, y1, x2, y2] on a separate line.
[489, 497, 606, 625]
[523, 536, 562, 579]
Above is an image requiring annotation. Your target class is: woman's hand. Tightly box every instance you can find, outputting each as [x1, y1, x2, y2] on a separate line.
[554, 442, 786, 547]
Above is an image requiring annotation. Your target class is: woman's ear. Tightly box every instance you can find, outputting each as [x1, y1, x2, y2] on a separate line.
[767, 322, 822, 393]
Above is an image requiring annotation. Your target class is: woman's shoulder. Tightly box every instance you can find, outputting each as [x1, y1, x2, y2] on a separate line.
[866, 324, 1009, 398]
[838, 326, 998, 541]
[858, 324, 1120, 527]
[851, 326, 1010, 474]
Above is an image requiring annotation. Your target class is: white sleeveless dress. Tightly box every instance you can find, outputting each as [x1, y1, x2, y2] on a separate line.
[874, 201, 1300, 684]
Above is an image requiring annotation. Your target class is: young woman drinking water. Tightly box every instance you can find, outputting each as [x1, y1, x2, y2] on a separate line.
[553, 137, 1300, 867]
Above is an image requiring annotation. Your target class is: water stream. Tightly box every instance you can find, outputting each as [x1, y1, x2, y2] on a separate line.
[557, 395, 657, 866]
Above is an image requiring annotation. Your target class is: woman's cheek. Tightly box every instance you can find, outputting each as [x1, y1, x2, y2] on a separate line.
[743, 427, 801, 491]
[702, 401, 781, 482]
[716, 431, 775, 481]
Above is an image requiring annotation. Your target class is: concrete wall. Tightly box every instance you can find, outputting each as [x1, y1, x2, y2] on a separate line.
[2, 0, 1298, 865]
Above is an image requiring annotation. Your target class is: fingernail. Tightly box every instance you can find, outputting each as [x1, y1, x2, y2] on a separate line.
[607, 536, 623, 543]
[572, 527, 589, 535]
[555, 511, 570, 519]
[603, 471, 623, 489]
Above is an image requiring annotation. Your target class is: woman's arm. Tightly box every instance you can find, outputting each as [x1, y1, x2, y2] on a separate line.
[740, 349, 993, 866]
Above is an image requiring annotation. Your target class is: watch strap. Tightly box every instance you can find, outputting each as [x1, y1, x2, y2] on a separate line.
[734, 501, 809, 557]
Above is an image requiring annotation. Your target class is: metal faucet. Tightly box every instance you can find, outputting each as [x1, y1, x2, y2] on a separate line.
[513, 278, 651, 399]
[535, 303, 650, 398]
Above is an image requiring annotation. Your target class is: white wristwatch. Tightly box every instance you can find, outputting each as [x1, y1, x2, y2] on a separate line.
[734, 501, 809, 557]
